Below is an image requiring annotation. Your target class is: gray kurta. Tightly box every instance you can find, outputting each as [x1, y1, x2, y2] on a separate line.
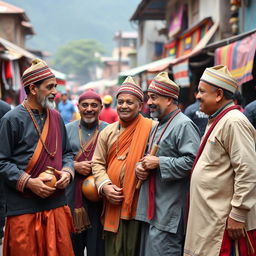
[136, 111, 200, 234]
[65, 119, 108, 256]
[65, 119, 108, 213]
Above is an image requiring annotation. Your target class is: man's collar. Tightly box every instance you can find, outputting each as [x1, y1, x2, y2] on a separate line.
[209, 101, 234, 119]
[159, 108, 178, 124]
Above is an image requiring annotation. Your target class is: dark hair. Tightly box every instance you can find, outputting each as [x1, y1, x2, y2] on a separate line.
[233, 90, 243, 105]
[222, 89, 234, 100]
[172, 98, 179, 105]
[24, 80, 43, 95]
[104, 103, 111, 108]
[212, 86, 234, 100]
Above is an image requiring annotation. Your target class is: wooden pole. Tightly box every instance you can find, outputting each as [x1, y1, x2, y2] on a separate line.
[136, 144, 159, 190]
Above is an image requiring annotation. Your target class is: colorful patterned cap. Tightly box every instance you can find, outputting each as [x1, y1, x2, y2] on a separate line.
[117, 76, 144, 102]
[21, 58, 55, 87]
[79, 88, 102, 104]
[200, 65, 238, 93]
[148, 72, 180, 99]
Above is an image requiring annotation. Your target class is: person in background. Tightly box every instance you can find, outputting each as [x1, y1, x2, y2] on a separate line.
[92, 76, 154, 256]
[66, 89, 108, 256]
[184, 87, 208, 138]
[58, 91, 76, 124]
[0, 99, 11, 245]
[184, 65, 256, 256]
[244, 99, 256, 129]
[135, 72, 200, 256]
[99, 95, 118, 123]
[0, 59, 75, 256]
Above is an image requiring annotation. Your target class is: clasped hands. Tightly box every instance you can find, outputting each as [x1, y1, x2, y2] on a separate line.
[135, 154, 159, 181]
[74, 160, 92, 176]
[26, 168, 71, 198]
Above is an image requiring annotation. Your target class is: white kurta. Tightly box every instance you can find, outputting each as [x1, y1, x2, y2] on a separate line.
[184, 108, 256, 256]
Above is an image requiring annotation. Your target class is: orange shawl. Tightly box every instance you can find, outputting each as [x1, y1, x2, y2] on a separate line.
[104, 114, 152, 232]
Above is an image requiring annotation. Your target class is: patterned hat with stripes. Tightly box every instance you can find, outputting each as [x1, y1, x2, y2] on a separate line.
[117, 76, 144, 102]
[21, 58, 55, 87]
[200, 65, 238, 93]
[148, 72, 180, 99]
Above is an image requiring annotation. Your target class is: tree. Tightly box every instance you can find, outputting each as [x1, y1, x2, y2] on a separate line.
[52, 39, 105, 82]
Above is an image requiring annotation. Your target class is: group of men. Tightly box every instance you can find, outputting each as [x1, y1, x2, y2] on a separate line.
[0, 58, 255, 256]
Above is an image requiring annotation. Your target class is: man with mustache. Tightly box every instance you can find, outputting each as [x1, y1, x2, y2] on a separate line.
[0, 59, 75, 256]
[66, 89, 108, 256]
[184, 66, 256, 256]
[92, 76, 154, 256]
[135, 72, 200, 256]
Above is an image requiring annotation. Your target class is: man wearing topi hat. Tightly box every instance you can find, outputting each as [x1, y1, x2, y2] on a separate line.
[135, 72, 200, 256]
[92, 76, 154, 256]
[184, 65, 256, 256]
[66, 89, 108, 256]
[0, 59, 75, 255]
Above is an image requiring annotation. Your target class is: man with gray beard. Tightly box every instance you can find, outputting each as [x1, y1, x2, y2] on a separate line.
[135, 72, 200, 256]
[0, 59, 75, 256]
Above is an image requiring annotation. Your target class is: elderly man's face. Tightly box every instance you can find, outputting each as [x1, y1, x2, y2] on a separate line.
[78, 98, 102, 124]
[117, 93, 142, 122]
[35, 77, 57, 109]
[196, 81, 219, 116]
[147, 92, 172, 120]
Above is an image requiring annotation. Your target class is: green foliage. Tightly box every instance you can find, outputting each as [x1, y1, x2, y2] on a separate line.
[52, 39, 105, 81]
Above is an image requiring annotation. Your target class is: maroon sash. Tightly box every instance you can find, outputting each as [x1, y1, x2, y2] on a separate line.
[21, 109, 62, 196]
[73, 127, 100, 233]
[148, 109, 181, 220]
[25, 109, 62, 176]
[191, 105, 240, 173]
[74, 129, 100, 209]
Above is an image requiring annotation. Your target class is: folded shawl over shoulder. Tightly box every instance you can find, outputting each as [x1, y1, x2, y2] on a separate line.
[104, 114, 153, 232]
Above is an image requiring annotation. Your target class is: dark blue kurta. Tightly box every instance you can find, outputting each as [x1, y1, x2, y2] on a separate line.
[0, 104, 74, 216]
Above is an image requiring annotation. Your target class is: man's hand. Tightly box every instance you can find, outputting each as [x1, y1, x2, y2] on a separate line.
[26, 177, 56, 198]
[74, 160, 92, 176]
[226, 216, 246, 240]
[102, 184, 124, 205]
[136, 162, 150, 181]
[141, 155, 159, 170]
[54, 169, 71, 189]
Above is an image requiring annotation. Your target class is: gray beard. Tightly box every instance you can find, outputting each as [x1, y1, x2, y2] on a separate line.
[37, 95, 56, 109]
[82, 116, 96, 124]
[150, 108, 162, 119]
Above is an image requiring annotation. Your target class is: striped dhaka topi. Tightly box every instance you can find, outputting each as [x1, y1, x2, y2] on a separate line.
[117, 76, 144, 102]
[22, 58, 55, 87]
[200, 65, 238, 93]
[148, 72, 180, 99]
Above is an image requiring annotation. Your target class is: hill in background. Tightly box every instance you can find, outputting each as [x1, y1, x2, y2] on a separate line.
[6, 0, 140, 55]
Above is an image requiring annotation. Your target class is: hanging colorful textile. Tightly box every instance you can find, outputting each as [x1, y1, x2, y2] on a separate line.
[176, 18, 213, 58]
[168, 6, 185, 38]
[215, 32, 256, 86]
[172, 60, 190, 87]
